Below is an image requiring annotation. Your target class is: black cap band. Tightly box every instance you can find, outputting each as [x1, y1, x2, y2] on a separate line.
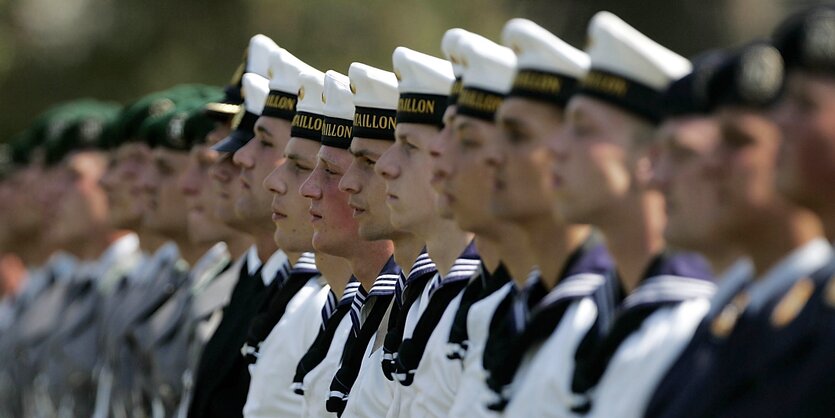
[234, 110, 259, 133]
[456, 86, 504, 122]
[262, 90, 298, 121]
[448, 77, 463, 107]
[291, 111, 325, 142]
[353, 107, 397, 140]
[321, 117, 353, 149]
[509, 69, 578, 108]
[578, 69, 663, 124]
[397, 93, 447, 128]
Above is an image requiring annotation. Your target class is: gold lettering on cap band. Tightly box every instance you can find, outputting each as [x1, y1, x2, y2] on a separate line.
[581, 71, 629, 98]
[398, 97, 437, 115]
[292, 113, 324, 131]
[513, 72, 562, 95]
[322, 121, 353, 139]
[458, 89, 504, 114]
[265, 95, 297, 112]
[353, 113, 397, 130]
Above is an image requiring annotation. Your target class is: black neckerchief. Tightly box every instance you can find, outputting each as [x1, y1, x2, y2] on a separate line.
[393, 242, 481, 385]
[291, 277, 358, 395]
[382, 249, 438, 380]
[570, 251, 715, 413]
[446, 263, 511, 361]
[484, 239, 616, 410]
[326, 257, 403, 416]
[242, 253, 319, 364]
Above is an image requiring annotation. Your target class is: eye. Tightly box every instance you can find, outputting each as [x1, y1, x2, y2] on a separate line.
[260, 139, 274, 148]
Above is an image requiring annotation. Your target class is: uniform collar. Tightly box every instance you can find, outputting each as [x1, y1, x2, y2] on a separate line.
[246, 245, 262, 276]
[261, 249, 290, 287]
[621, 251, 715, 311]
[292, 252, 318, 274]
[189, 242, 232, 293]
[748, 238, 834, 312]
[427, 241, 481, 296]
[368, 255, 403, 297]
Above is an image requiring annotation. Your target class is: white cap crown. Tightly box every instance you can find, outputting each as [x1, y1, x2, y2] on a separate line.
[460, 36, 517, 94]
[242, 73, 271, 115]
[349, 62, 399, 110]
[247, 34, 280, 79]
[586, 11, 691, 91]
[322, 71, 354, 120]
[268, 49, 316, 94]
[296, 70, 327, 115]
[502, 18, 589, 78]
[392, 47, 455, 95]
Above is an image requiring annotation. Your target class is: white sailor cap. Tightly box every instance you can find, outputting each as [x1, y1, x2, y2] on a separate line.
[321, 71, 354, 149]
[291, 70, 326, 142]
[349, 62, 399, 140]
[441, 28, 489, 105]
[502, 18, 590, 106]
[247, 34, 280, 79]
[392, 47, 454, 127]
[578, 11, 692, 123]
[263, 49, 317, 121]
[212, 73, 271, 153]
[457, 35, 517, 121]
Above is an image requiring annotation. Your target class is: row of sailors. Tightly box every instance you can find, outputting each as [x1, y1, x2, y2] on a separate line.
[1, 5, 835, 418]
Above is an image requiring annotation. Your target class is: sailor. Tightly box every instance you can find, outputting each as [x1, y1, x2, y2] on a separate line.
[554, 11, 715, 417]
[285, 70, 358, 418]
[189, 34, 294, 418]
[241, 46, 329, 418]
[326, 61, 418, 418]
[292, 70, 401, 417]
[372, 46, 457, 418]
[485, 19, 617, 417]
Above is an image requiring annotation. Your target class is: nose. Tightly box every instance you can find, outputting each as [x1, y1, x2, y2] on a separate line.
[263, 165, 286, 195]
[179, 165, 201, 196]
[300, 167, 322, 200]
[338, 163, 361, 195]
[375, 146, 399, 180]
[232, 139, 256, 170]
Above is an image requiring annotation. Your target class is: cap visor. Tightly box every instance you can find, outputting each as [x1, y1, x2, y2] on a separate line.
[211, 129, 253, 153]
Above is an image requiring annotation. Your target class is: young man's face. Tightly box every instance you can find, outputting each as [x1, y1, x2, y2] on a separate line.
[340, 138, 398, 241]
[773, 71, 835, 212]
[138, 147, 190, 237]
[552, 96, 650, 225]
[179, 144, 237, 245]
[263, 138, 318, 252]
[713, 108, 785, 238]
[100, 142, 152, 230]
[300, 145, 362, 257]
[377, 123, 441, 233]
[429, 106, 459, 220]
[441, 112, 509, 234]
[49, 151, 110, 248]
[652, 117, 723, 251]
[232, 116, 292, 232]
[494, 98, 564, 223]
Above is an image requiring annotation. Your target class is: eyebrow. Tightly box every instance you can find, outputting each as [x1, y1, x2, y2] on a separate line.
[349, 147, 381, 159]
[256, 125, 273, 137]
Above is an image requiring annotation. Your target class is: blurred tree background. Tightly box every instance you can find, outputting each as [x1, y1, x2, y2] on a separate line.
[0, 0, 828, 141]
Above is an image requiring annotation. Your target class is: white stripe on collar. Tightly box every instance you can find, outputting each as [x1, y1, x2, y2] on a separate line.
[261, 249, 290, 286]
[747, 238, 834, 312]
[246, 245, 262, 277]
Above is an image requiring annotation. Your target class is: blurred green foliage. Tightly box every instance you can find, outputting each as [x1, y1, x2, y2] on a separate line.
[0, 0, 828, 142]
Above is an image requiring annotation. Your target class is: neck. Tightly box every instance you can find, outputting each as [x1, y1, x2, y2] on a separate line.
[316, 252, 352, 299]
[254, 234, 279, 263]
[735, 206, 823, 277]
[424, 219, 473, 277]
[699, 245, 744, 278]
[348, 240, 394, 289]
[475, 235, 501, 274]
[596, 191, 666, 293]
[521, 215, 591, 289]
[138, 229, 167, 254]
[491, 224, 537, 287]
[175, 239, 215, 266]
[392, 233, 425, 277]
[223, 234, 254, 259]
[818, 205, 835, 243]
